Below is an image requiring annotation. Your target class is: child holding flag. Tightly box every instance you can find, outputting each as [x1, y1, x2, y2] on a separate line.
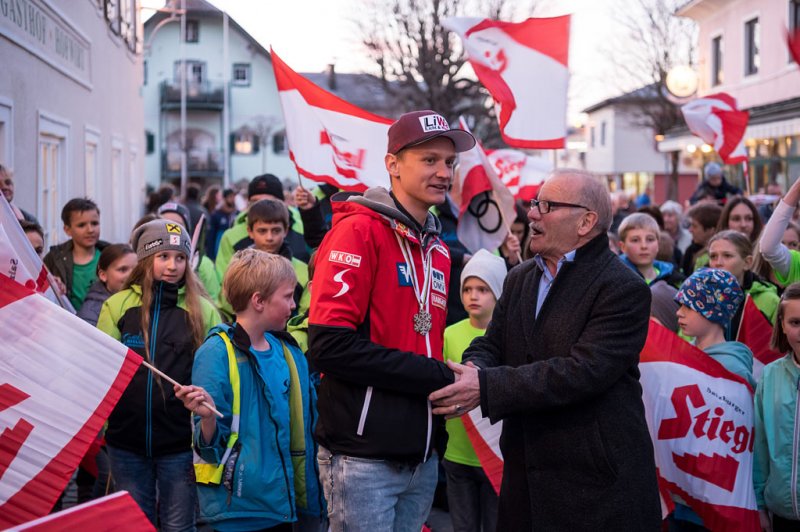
[754, 283, 800, 531]
[442, 249, 506, 532]
[175, 249, 324, 532]
[97, 219, 219, 530]
[671, 268, 755, 529]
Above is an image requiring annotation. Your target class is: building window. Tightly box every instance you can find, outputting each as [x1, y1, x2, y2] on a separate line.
[145, 131, 155, 154]
[600, 121, 607, 147]
[712, 35, 723, 85]
[38, 115, 70, 246]
[143, 60, 148, 86]
[231, 131, 259, 155]
[793, 1, 800, 32]
[273, 131, 288, 154]
[589, 127, 595, 148]
[745, 17, 760, 76]
[232, 64, 251, 86]
[174, 60, 206, 85]
[85, 128, 101, 200]
[185, 20, 199, 43]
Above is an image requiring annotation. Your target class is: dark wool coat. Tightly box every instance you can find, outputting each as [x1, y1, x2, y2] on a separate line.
[464, 232, 661, 531]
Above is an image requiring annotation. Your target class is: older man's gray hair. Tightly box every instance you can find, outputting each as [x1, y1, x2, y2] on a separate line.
[549, 169, 613, 234]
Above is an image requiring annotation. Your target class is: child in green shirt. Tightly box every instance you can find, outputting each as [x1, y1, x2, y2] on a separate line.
[442, 249, 506, 532]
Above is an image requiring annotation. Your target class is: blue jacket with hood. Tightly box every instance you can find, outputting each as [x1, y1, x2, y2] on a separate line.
[191, 323, 325, 530]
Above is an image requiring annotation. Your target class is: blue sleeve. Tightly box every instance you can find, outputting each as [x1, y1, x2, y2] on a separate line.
[192, 335, 234, 464]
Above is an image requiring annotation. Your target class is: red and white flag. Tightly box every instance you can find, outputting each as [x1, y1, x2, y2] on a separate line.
[272, 50, 393, 192]
[455, 118, 517, 254]
[640, 320, 759, 531]
[0, 275, 142, 528]
[443, 16, 570, 149]
[486, 149, 551, 200]
[736, 295, 783, 382]
[462, 409, 503, 494]
[681, 93, 749, 164]
[14, 491, 154, 531]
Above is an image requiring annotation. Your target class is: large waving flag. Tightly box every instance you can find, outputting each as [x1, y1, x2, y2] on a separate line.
[487, 149, 552, 200]
[443, 16, 570, 149]
[455, 118, 517, 254]
[0, 275, 142, 527]
[15, 492, 154, 531]
[736, 295, 783, 381]
[272, 50, 393, 192]
[640, 320, 759, 531]
[681, 93, 749, 164]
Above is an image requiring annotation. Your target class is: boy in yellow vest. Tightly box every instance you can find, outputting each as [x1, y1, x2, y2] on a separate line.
[442, 249, 506, 532]
[175, 249, 325, 531]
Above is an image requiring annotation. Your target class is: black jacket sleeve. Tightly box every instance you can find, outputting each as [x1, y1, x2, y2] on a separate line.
[299, 203, 329, 250]
[308, 324, 455, 395]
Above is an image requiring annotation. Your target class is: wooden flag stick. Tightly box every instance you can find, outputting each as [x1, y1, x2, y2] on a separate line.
[491, 189, 523, 264]
[141, 360, 223, 418]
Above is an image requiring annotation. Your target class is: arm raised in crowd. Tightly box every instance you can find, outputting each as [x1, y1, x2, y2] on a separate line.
[760, 178, 800, 279]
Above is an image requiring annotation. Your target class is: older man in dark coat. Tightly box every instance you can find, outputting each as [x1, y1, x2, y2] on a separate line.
[430, 169, 661, 531]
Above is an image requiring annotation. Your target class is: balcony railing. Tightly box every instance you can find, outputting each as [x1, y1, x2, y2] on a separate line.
[160, 81, 224, 110]
[161, 149, 224, 177]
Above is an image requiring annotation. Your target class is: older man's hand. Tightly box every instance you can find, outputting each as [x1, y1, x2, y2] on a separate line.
[429, 361, 481, 419]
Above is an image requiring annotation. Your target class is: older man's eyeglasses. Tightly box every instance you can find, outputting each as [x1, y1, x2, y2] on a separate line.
[530, 198, 590, 215]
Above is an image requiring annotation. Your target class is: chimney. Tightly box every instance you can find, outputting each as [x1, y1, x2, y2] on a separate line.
[327, 63, 337, 91]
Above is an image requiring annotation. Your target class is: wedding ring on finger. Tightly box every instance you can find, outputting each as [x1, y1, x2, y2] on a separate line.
[454, 404, 462, 414]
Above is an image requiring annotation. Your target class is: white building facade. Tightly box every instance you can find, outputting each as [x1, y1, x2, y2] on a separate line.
[584, 87, 694, 204]
[0, 0, 145, 245]
[143, 0, 294, 192]
[661, 0, 800, 191]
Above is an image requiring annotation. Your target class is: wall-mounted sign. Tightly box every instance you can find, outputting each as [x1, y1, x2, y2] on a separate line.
[0, 0, 92, 89]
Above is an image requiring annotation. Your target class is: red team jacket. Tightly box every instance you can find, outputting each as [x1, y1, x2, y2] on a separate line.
[308, 188, 455, 463]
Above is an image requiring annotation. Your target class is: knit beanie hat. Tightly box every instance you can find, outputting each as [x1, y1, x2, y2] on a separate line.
[248, 174, 284, 201]
[674, 268, 743, 327]
[131, 219, 191, 260]
[461, 249, 507, 300]
[157, 201, 192, 229]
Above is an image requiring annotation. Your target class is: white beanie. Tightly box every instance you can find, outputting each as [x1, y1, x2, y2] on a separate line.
[460, 249, 507, 300]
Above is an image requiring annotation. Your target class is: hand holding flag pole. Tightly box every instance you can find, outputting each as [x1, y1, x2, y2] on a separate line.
[142, 361, 223, 418]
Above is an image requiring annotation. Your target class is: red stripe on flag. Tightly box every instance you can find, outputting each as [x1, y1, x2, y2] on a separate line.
[459, 166, 493, 216]
[642, 320, 754, 393]
[288, 150, 368, 193]
[465, 16, 571, 67]
[659, 474, 759, 531]
[35, 266, 50, 293]
[272, 50, 393, 125]
[15, 491, 154, 531]
[788, 28, 800, 65]
[461, 413, 503, 495]
[737, 295, 783, 367]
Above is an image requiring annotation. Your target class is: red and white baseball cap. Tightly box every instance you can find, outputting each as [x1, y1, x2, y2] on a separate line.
[387, 110, 476, 154]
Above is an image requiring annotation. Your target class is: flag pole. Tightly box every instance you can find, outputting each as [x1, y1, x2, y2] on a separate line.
[142, 360, 223, 418]
[491, 189, 523, 264]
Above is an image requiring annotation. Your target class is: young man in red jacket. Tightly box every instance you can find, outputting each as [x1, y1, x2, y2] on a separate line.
[308, 110, 475, 531]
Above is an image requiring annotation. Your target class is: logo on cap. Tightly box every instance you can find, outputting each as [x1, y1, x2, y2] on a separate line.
[166, 223, 182, 234]
[419, 114, 449, 133]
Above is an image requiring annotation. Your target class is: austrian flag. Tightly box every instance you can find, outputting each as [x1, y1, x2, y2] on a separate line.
[443, 16, 570, 149]
[681, 93, 749, 164]
[271, 50, 393, 192]
[0, 275, 142, 527]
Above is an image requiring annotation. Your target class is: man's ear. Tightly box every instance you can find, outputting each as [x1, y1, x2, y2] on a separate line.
[577, 211, 599, 237]
[385, 153, 400, 179]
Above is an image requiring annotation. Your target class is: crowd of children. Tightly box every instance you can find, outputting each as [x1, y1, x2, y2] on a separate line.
[15, 165, 800, 531]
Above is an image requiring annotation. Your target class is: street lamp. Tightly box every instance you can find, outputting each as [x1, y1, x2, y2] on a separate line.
[665, 65, 699, 100]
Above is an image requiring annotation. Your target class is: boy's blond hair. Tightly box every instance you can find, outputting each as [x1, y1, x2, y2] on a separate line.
[223, 248, 296, 312]
[618, 212, 660, 242]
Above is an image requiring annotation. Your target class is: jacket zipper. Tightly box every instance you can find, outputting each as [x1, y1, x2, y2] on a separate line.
[255, 361, 295, 521]
[422, 246, 434, 463]
[309, 387, 325, 516]
[793, 376, 800, 519]
[146, 284, 163, 458]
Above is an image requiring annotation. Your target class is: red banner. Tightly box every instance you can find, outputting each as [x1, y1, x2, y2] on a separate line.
[640, 320, 759, 531]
